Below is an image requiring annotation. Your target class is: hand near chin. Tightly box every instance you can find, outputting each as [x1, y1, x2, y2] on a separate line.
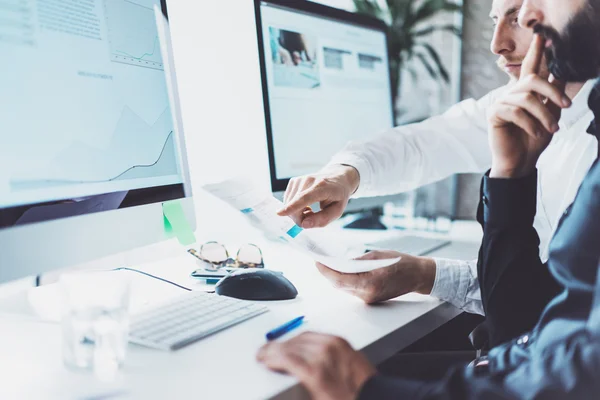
[488, 34, 571, 178]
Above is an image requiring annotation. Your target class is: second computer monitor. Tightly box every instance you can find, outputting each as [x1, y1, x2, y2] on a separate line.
[255, 0, 394, 194]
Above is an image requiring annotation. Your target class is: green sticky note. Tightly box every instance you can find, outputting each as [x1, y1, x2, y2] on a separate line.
[162, 200, 196, 246]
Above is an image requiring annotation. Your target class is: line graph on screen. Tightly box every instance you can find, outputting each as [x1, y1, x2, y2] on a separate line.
[10, 107, 179, 189]
[104, 0, 164, 70]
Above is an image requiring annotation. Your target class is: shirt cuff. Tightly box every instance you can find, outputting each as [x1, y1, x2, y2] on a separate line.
[358, 375, 430, 400]
[430, 258, 472, 310]
[482, 169, 538, 228]
[328, 153, 373, 197]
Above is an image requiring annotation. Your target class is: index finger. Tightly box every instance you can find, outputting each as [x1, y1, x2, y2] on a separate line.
[521, 34, 545, 77]
[547, 74, 567, 119]
[277, 188, 323, 216]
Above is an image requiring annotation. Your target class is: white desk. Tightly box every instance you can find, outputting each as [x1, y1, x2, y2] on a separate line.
[0, 202, 481, 399]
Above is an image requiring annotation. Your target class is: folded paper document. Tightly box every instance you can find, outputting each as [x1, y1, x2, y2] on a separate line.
[203, 178, 400, 273]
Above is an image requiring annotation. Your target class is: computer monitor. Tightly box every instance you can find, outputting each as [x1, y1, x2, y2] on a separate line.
[0, 0, 195, 284]
[255, 0, 404, 227]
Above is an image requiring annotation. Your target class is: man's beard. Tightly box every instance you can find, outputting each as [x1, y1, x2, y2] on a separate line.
[534, 1, 600, 82]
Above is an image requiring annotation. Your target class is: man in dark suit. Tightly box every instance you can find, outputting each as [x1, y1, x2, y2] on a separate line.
[257, 0, 600, 398]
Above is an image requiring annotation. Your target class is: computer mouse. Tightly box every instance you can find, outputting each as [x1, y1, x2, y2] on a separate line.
[215, 269, 298, 301]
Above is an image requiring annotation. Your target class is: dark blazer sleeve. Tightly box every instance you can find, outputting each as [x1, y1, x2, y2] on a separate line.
[359, 368, 517, 400]
[500, 261, 600, 400]
[476, 170, 561, 347]
[359, 263, 600, 400]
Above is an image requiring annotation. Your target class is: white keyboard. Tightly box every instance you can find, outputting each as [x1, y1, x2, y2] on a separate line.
[130, 291, 269, 351]
[366, 235, 451, 256]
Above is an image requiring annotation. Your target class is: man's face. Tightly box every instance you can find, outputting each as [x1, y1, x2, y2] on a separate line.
[490, 0, 539, 81]
[519, 0, 600, 82]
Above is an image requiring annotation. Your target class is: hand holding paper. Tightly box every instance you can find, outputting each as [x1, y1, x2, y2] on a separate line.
[315, 249, 436, 303]
[202, 178, 400, 273]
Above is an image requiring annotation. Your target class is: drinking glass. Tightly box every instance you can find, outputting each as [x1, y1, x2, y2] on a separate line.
[59, 270, 131, 377]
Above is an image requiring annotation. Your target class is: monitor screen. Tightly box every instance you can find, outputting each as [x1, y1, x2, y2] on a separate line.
[0, 0, 186, 228]
[257, 1, 394, 190]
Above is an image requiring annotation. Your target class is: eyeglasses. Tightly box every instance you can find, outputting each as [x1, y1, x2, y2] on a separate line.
[188, 241, 265, 272]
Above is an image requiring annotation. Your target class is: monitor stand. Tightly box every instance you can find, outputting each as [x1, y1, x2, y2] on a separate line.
[343, 208, 387, 230]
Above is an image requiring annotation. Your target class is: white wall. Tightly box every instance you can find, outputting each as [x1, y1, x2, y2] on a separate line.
[167, 0, 272, 193]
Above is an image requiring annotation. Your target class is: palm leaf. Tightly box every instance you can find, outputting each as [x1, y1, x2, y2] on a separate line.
[412, 0, 462, 27]
[384, 0, 403, 19]
[353, 0, 462, 110]
[402, 0, 417, 22]
[385, 0, 412, 22]
[415, 52, 438, 79]
[406, 65, 418, 81]
[352, 0, 384, 19]
[417, 42, 450, 82]
[413, 24, 462, 38]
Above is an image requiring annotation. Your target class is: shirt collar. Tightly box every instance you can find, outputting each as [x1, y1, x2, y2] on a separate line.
[586, 78, 600, 140]
[558, 79, 596, 130]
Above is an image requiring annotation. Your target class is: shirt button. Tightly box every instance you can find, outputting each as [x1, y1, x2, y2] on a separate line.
[517, 335, 529, 346]
[482, 195, 489, 206]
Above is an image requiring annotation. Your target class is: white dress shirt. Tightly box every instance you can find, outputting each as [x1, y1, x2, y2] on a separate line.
[330, 80, 598, 315]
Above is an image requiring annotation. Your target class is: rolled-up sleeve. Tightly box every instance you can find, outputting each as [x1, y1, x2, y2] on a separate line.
[430, 258, 483, 315]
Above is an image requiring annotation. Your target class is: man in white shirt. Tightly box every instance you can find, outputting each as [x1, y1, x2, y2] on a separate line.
[277, 0, 598, 316]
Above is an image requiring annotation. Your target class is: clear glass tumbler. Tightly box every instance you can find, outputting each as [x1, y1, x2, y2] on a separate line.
[59, 270, 131, 376]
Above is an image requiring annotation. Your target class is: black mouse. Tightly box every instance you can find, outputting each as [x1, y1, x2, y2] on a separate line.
[215, 269, 298, 301]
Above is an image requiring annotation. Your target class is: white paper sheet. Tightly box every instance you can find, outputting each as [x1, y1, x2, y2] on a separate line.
[202, 178, 400, 273]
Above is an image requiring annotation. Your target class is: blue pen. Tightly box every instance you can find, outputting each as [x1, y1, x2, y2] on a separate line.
[266, 316, 305, 341]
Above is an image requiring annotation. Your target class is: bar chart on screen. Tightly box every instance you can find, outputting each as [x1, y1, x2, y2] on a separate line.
[104, 0, 164, 70]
